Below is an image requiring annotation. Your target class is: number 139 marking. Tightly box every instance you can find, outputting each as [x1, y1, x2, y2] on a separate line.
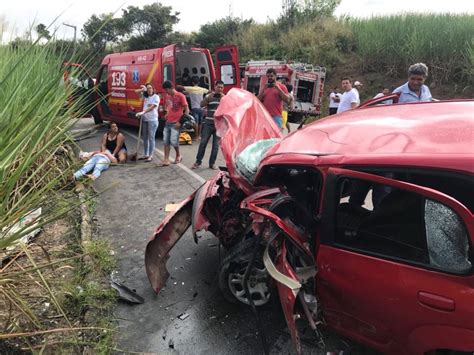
[112, 72, 126, 87]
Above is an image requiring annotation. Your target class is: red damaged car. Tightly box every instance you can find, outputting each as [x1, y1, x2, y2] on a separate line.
[145, 89, 474, 354]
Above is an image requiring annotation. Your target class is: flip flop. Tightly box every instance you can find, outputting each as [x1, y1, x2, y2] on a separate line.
[144, 157, 153, 162]
[159, 162, 171, 167]
[137, 156, 149, 161]
[209, 165, 218, 170]
[174, 157, 182, 164]
[191, 163, 201, 169]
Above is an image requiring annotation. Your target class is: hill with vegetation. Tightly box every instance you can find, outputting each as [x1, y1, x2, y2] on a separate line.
[17, 1, 474, 102]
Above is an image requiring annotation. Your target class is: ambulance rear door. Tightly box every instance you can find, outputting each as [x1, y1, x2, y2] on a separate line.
[214, 45, 240, 93]
[162, 44, 176, 84]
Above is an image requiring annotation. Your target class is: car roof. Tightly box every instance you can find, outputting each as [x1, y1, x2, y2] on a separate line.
[264, 100, 474, 173]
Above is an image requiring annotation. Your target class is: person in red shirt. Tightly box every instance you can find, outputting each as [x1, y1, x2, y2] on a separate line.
[161, 81, 189, 166]
[257, 68, 290, 129]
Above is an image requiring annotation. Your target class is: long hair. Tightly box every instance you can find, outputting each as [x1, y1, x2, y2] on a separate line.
[108, 122, 119, 134]
[143, 82, 154, 98]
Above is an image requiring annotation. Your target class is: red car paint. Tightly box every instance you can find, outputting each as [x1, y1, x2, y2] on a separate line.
[145, 89, 474, 354]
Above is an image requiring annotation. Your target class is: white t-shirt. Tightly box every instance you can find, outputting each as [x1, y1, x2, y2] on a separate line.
[337, 88, 359, 113]
[142, 94, 159, 122]
[329, 92, 341, 108]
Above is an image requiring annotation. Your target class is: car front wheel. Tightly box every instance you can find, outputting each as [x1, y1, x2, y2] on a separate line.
[218, 238, 271, 307]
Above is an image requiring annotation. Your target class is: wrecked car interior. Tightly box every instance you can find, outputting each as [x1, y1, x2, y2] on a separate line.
[145, 89, 474, 354]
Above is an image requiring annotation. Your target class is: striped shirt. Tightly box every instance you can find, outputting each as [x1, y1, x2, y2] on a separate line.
[202, 93, 224, 119]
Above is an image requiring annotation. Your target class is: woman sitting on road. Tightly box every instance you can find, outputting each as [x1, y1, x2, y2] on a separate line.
[101, 122, 127, 163]
[134, 83, 160, 162]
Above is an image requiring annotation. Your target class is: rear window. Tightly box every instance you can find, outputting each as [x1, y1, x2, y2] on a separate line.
[217, 50, 233, 61]
[296, 79, 315, 102]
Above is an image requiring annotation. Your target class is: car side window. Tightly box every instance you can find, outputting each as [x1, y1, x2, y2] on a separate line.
[335, 178, 471, 273]
[425, 199, 471, 273]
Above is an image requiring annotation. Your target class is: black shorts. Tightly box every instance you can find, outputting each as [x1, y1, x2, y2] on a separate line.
[329, 107, 338, 115]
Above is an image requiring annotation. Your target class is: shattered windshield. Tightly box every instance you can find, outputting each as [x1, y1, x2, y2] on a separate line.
[214, 89, 283, 187]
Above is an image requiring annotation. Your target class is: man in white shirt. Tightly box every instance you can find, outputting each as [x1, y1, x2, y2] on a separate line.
[337, 77, 360, 113]
[373, 86, 393, 105]
[328, 87, 341, 115]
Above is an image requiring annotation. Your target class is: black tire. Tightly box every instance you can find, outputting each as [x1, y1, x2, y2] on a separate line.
[218, 238, 271, 307]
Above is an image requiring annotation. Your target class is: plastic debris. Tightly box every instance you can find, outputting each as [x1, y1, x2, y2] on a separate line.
[1, 208, 42, 253]
[177, 313, 190, 320]
[110, 275, 144, 304]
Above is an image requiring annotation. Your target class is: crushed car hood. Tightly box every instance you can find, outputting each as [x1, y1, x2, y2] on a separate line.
[214, 88, 283, 194]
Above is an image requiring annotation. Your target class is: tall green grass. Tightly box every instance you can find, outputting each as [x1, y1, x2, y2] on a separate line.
[346, 13, 474, 85]
[0, 40, 90, 249]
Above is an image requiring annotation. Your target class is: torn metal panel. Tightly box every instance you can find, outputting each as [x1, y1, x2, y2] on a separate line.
[145, 193, 195, 293]
[275, 241, 303, 355]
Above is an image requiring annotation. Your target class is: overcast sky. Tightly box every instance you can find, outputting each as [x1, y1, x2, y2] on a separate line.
[1, 0, 473, 40]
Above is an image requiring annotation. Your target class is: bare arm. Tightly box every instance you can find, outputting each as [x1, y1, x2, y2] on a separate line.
[100, 133, 107, 152]
[257, 88, 266, 102]
[183, 104, 189, 116]
[275, 84, 290, 103]
[103, 150, 118, 164]
[201, 93, 212, 107]
[288, 95, 294, 108]
[133, 85, 146, 94]
[113, 134, 125, 156]
[350, 102, 359, 109]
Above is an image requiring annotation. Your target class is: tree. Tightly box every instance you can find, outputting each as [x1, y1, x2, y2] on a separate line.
[120, 2, 179, 50]
[193, 17, 254, 50]
[81, 13, 123, 52]
[35, 23, 51, 40]
[300, 0, 341, 18]
[279, 0, 341, 27]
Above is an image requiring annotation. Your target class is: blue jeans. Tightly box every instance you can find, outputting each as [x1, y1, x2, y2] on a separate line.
[74, 154, 110, 179]
[163, 122, 180, 147]
[195, 119, 220, 166]
[272, 115, 283, 129]
[142, 120, 159, 157]
[191, 107, 203, 125]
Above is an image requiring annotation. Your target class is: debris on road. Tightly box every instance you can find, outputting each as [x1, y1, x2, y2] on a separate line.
[168, 339, 174, 349]
[110, 276, 144, 304]
[177, 313, 190, 320]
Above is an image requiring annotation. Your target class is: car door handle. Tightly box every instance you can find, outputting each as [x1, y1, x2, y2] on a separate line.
[418, 291, 455, 312]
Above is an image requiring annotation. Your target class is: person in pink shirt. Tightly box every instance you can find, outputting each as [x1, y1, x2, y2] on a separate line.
[257, 68, 290, 129]
[161, 81, 189, 166]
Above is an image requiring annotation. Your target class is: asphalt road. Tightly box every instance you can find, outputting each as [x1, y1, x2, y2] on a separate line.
[74, 117, 376, 355]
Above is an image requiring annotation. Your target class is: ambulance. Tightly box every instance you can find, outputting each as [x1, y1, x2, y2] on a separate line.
[67, 44, 240, 126]
[242, 60, 326, 122]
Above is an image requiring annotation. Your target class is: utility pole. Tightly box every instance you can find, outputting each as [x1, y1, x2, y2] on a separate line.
[63, 23, 76, 42]
[63, 23, 77, 57]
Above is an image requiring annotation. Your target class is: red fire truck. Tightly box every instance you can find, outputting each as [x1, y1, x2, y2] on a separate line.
[66, 44, 241, 126]
[242, 60, 326, 122]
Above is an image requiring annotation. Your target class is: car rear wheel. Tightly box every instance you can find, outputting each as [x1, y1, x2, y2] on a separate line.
[218, 238, 271, 307]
